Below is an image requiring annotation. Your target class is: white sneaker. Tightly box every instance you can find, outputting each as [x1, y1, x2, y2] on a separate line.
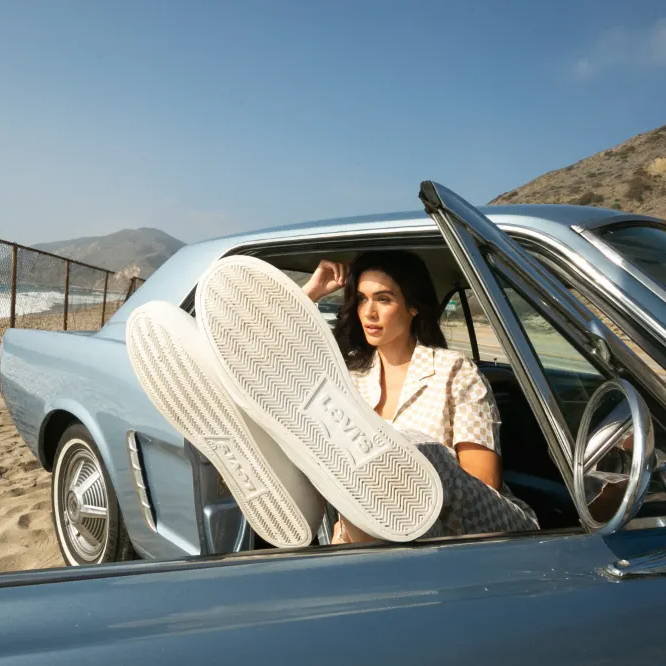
[195, 255, 443, 542]
[126, 301, 324, 549]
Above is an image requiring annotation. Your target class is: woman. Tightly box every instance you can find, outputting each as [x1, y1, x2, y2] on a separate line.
[301, 251, 539, 543]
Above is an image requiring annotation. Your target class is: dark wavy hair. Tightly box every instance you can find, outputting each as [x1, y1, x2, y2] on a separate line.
[333, 250, 446, 371]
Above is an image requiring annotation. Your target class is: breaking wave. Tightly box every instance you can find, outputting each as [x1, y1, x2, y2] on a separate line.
[0, 288, 126, 318]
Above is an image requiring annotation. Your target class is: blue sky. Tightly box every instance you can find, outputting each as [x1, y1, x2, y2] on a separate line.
[1, 1, 665, 247]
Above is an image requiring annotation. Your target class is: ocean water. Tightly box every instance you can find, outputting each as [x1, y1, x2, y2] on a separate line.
[0, 286, 126, 318]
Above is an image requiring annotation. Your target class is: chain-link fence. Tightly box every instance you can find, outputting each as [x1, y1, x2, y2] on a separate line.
[0, 240, 145, 339]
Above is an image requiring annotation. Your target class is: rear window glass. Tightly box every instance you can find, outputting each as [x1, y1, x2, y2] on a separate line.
[599, 225, 666, 289]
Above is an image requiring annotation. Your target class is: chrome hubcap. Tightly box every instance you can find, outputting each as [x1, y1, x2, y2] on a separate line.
[62, 446, 109, 562]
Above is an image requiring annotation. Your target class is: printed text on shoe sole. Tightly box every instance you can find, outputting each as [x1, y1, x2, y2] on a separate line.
[304, 378, 390, 467]
[205, 437, 267, 500]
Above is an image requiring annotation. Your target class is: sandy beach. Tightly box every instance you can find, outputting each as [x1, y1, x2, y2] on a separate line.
[0, 394, 64, 573]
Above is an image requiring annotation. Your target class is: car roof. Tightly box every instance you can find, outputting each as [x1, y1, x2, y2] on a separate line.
[188, 203, 647, 253]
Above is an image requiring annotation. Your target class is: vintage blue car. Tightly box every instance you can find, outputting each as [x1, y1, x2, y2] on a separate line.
[1, 181, 665, 664]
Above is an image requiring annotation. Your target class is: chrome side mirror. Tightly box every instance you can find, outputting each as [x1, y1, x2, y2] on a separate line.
[573, 379, 654, 534]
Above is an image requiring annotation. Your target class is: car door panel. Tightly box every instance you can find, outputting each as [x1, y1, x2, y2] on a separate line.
[2, 531, 666, 665]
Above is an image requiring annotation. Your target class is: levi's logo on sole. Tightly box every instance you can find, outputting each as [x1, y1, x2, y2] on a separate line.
[304, 377, 389, 467]
[205, 437, 266, 500]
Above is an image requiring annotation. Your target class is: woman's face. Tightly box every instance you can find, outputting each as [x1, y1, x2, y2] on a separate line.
[356, 269, 417, 349]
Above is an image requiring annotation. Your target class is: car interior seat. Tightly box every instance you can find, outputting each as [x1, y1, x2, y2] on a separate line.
[478, 363, 579, 529]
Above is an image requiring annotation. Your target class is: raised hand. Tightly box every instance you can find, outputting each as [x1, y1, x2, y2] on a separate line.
[302, 259, 348, 302]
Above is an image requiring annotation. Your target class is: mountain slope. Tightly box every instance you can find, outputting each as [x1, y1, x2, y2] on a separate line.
[490, 125, 666, 219]
[33, 227, 185, 278]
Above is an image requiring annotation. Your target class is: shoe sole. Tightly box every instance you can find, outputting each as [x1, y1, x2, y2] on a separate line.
[126, 301, 318, 548]
[196, 255, 443, 542]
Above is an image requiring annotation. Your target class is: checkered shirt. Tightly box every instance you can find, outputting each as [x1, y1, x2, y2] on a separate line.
[350, 343, 502, 455]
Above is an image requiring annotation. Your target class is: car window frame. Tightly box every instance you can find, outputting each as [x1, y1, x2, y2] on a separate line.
[576, 219, 666, 304]
[175, 227, 595, 548]
[502, 235, 666, 438]
[502, 226, 666, 373]
[505, 230, 666, 397]
[179, 228, 443, 315]
[420, 182, 666, 489]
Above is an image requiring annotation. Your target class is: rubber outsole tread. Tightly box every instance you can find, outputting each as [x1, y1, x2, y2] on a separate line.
[197, 256, 443, 541]
[126, 310, 312, 547]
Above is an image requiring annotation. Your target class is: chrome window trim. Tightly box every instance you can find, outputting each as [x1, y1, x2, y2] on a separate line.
[573, 213, 664, 232]
[502, 224, 666, 344]
[501, 226, 666, 408]
[573, 224, 666, 305]
[233, 515, 250, 553]
[126, 430, 157, 533]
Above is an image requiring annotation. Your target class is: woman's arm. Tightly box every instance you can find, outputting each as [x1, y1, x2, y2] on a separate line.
[456, 442, 502, 490]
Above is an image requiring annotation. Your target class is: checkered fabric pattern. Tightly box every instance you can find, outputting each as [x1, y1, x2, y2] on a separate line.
[349, 344, 539, 535]
[350, 344, 502, 454]
[401, 432, 539, 535]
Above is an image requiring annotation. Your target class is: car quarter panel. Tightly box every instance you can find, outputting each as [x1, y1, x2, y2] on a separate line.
[1, 328, 199, 559]
[1, 530, 666, 665]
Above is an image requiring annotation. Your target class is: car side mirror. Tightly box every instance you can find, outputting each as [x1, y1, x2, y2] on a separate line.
[573, 379, 654, 534]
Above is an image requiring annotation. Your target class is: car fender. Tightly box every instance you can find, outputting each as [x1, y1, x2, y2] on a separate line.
[41, 397, 122, 492]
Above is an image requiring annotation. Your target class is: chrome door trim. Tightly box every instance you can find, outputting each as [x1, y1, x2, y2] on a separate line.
[127, 430, 157, 533]
[574, 225, 666, 305]
[605, 549, 666, 579]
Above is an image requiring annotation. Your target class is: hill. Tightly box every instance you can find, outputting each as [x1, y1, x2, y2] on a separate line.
[33, 227, 185, 279]
[490, 125, 666, 219]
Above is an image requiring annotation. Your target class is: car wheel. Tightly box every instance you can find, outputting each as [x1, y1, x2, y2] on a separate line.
[51, 423, 135, 566]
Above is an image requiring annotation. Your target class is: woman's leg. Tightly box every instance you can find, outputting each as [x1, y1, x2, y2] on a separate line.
[406, 432, 540, 537]
[334, 431, 539, 543]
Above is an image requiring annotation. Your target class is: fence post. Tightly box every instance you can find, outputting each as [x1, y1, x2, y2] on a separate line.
[124, 278, 135, 302]
[9, 244, 17, 328]
[63, 260, 70, 331]
[101, 272, 109, 327]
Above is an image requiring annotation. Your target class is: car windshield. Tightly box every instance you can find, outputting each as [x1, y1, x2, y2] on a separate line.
[598, 224, 666, 290]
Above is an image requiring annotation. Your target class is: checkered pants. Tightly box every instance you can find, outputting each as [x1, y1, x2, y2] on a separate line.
[401, 430, 540, 537]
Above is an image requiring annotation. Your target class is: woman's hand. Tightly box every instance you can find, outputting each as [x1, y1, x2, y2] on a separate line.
[302, 259, 348, 302]
[331, 516, 376, 544]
